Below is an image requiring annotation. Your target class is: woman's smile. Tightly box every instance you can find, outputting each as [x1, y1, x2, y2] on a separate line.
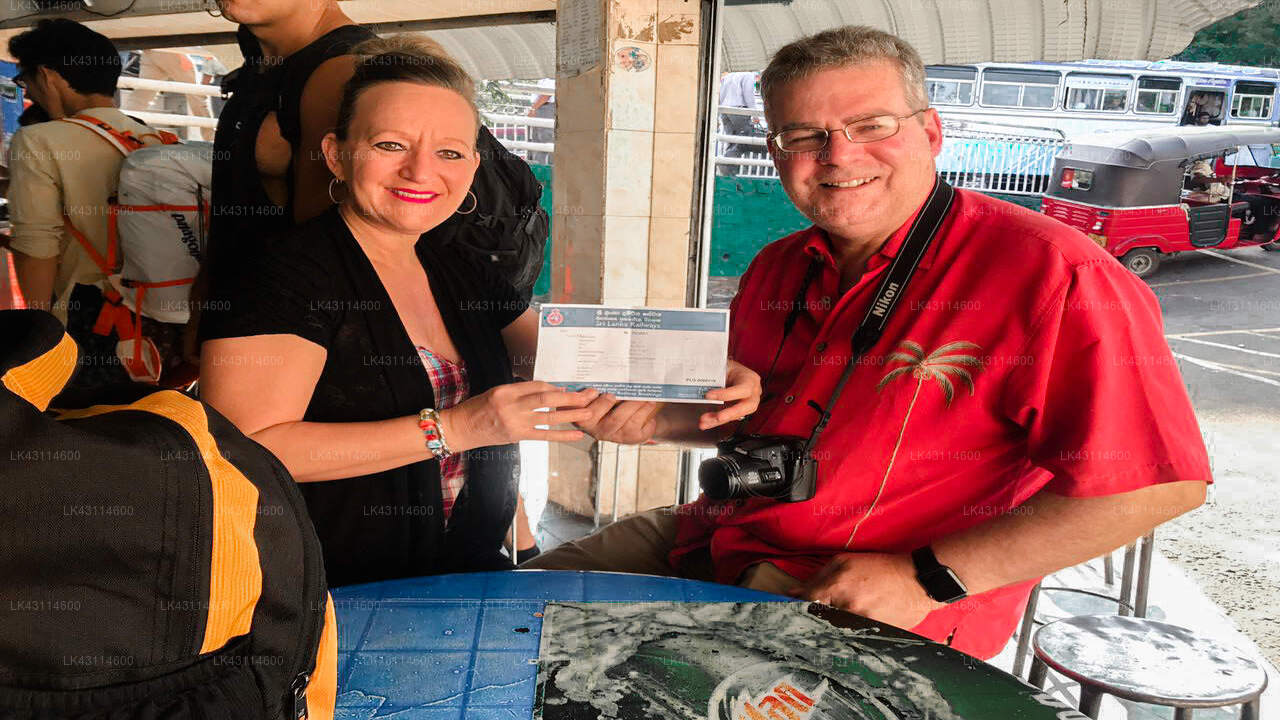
[389, 187, 439, 204]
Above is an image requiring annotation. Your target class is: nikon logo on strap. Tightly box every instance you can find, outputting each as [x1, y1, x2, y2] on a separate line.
[871, 281, 901, 318]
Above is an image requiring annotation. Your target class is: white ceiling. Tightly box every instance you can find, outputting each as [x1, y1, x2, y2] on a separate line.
[0, 0, 1266, 78]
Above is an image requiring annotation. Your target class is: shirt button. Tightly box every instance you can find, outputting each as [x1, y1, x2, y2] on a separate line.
[816, 341, 827, 352]
[784, 394, 795, 404]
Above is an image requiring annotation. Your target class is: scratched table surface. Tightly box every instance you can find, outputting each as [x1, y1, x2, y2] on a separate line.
[332, 570, 1073, 719]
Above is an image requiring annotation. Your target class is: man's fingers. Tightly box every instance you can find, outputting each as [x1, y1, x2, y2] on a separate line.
[705, 383, 753, 402]
[596, 400, 651, 437]
[574, 393, 618, 430]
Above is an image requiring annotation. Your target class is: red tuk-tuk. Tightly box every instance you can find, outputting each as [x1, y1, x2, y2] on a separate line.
[1041, 127, 1280, 277]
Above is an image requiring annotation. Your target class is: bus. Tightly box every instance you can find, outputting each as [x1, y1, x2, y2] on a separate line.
[926, 60, 1280, 194]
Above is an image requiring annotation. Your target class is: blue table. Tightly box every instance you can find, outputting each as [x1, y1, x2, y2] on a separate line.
[332, 570, 784, 719]
[333, 570, 1075, 719]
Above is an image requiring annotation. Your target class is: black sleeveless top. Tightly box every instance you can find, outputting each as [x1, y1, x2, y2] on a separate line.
[201, 207, 529, 585]
[208, 24, 375, 288]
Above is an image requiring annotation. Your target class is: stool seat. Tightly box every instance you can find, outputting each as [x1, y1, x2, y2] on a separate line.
[1033, 615, 1268, 708]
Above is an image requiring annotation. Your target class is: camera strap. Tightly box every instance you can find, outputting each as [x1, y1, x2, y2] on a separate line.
[777, 178, 956, 455]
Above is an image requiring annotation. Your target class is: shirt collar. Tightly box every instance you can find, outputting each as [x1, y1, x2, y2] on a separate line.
[799, 189, 946, 271]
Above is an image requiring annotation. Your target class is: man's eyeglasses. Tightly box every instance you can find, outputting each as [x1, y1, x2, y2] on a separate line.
[770, 108, 928, 153]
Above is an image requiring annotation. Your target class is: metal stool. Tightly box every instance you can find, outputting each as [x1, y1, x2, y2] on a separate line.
[1011, 531, 1155, 678]
[1029, 615, 1267, 719]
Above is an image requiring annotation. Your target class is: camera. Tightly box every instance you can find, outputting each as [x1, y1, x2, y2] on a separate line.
[697, 436, 818, 503]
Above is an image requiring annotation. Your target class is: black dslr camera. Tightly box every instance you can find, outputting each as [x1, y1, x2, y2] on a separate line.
[697, 436, 818, 503]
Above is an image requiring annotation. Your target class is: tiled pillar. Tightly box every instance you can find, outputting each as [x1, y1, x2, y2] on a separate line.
[546, 0, 703, 519]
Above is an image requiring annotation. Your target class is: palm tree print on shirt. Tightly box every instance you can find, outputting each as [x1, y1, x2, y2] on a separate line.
[842, 341, 983, 550]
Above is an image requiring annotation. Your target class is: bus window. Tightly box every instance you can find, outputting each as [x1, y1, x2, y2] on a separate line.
[1064, 73, 1132, 112]
[1135, 76, 1180, 115]
[980, 68, 1059, 109]
[925, 66, 977, 105]
[1231, 81, 1275, 119]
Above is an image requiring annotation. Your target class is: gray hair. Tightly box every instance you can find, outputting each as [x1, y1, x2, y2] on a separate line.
[759, 26, 928, 118]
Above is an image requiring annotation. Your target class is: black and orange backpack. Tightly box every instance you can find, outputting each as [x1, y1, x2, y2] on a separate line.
[0, 309, 336, 720]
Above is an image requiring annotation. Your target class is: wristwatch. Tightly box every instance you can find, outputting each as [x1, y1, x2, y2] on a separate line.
[911, 546, 968, 604]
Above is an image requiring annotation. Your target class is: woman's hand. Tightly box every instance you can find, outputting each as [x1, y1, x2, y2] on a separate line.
[696, 359, 762, 431]
[439, 381, 599, 451]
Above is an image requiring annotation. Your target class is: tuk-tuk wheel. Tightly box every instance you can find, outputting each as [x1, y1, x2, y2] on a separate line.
[1121, 248, 1161, 278]
[1262, 240, 1280, 252]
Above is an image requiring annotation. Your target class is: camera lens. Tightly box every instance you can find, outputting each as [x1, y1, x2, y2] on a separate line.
[699, 455, 741, 501]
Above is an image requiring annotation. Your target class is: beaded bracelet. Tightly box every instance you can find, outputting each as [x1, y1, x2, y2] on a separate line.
[417, 408, 453, 459]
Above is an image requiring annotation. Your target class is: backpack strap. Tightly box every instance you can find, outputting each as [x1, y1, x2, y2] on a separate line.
[60, 114, 146, 155]
[274, 24, 376, 147]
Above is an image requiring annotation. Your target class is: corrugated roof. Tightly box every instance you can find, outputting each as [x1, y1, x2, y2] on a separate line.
[0, 0, 1266, 79]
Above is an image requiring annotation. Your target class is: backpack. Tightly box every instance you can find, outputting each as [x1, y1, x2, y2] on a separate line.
[431, 126, 550, 300]
[220, 24, 550, 300]
[0, 309, 337, 720]
[58, 113, 210, 386]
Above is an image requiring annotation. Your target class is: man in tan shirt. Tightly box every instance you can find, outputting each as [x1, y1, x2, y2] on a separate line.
[7, 19, 169, 403]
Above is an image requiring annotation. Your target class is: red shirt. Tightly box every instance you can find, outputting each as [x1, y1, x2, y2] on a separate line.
[672, 188, 1212, 659]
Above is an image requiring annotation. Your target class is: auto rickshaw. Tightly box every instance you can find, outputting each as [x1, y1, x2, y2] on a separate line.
[1041, 126, 1280, 277]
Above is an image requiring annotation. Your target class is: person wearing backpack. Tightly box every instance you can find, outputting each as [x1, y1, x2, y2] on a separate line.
[5, 19, 184, 406]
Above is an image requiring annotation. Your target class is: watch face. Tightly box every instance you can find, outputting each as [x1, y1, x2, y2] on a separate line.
[924, 568, 967, 604]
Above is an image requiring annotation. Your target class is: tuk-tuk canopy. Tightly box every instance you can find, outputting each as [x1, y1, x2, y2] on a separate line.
[1058, 127, 1280, 169]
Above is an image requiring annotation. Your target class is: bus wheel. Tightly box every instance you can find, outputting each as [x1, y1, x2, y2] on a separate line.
[1121, 248, 1160, 278]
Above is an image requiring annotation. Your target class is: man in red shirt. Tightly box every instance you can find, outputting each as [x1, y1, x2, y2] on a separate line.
[526, 26, 1210, 660]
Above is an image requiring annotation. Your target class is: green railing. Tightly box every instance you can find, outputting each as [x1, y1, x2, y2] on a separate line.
[528, 165, 1042, 297]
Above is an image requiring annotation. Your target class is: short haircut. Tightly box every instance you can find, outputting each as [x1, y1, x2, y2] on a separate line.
[8, 19, 121, 96]
[759, 25, 928, 117]
[334, 35, 479, 142]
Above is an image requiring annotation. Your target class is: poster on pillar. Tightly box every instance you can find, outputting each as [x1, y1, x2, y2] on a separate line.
[533, 304, 728, 403]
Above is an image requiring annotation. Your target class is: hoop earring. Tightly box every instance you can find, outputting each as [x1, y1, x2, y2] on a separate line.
[328, 177, 344, 205]
[455, 190, 478, 215]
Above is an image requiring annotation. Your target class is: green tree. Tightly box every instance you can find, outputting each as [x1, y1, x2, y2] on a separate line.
[1173, 3, 1280, 67]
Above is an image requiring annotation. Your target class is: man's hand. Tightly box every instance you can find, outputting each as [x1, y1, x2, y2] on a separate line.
[696, 359, 762, 430]
[787, 552, 943, 630]
[575, 395, 661, 445]
[575, 359, 763, 446]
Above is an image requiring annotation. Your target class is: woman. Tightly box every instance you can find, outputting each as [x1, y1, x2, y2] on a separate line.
[200, 38, 759, 585]
[200, 37, 596, 585]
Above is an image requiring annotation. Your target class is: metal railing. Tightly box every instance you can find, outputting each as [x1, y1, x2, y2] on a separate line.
[106, 77, 1067, 196]
[117, 76, 218, 140]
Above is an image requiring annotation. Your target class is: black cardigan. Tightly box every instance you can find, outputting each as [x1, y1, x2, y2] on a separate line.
[203, 206, 527, 585]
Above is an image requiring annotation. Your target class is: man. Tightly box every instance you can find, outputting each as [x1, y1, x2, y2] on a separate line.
[718, 71, 763, 176]
[527, 77, 556, 166]
[527, 26, 1211, 661]
[6, 19, 175, 404]
[1187, 158, 1230, 203]
[122, 48, 216, 140]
